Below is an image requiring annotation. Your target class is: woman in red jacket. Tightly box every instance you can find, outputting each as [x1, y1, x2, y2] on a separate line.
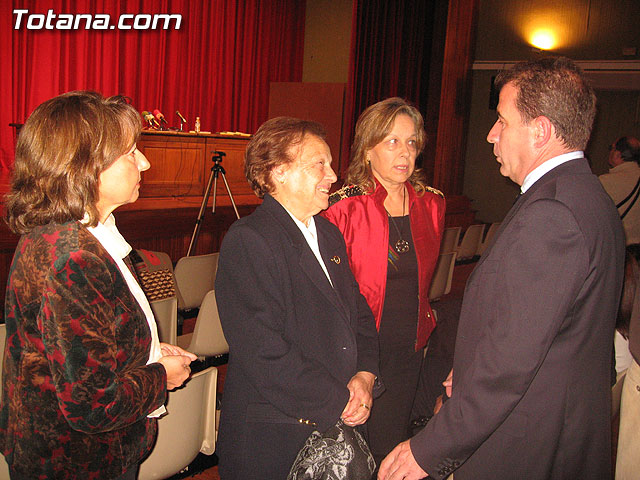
[323, 97, 445, 466]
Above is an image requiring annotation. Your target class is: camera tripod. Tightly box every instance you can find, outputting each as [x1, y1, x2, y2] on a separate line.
[187, 151, 240, 256]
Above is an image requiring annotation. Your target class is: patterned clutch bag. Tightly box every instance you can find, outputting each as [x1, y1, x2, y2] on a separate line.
[287, 419, 375, 480]
[129, 249, 176, 301]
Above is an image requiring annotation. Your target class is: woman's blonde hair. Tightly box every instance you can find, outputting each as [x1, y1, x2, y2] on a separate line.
[346, 97, 428, 193]
[5, 91, 141, 234]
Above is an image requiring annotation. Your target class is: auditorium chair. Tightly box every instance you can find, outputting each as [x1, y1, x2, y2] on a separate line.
[428, 251, 457, 302]
[456, 224, 485, 261]
[173, 253, 219, 313]
[149, 296, 178, 344]
[138, 366, 219, 480]
[177, 290, 229, 359]
[439, 226, 461, 255]
[477, 222, 501, 256]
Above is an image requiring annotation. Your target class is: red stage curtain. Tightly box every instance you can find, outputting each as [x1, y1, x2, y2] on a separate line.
[0, 0, 305, 172]
[343, 0, 440, 177]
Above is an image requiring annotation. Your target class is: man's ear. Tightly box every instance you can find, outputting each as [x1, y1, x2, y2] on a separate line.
[532, 116, 553, 148]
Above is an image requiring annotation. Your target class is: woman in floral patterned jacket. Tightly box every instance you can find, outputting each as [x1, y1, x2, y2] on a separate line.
[0, 92, 196, 479]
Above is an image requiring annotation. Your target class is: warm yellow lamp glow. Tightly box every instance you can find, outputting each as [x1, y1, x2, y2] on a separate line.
[530, 29, 556, 50]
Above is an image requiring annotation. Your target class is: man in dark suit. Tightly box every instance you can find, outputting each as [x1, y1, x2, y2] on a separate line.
[379, 57, 625, 480]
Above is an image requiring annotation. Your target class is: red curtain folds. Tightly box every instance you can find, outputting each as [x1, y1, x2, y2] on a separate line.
[343, 0, 441, 178]
[0, 0, 305, 172]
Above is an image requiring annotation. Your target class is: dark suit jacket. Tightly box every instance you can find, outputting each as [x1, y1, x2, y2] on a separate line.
[214, 194, 380, 480]
[411, 158, 625, 479]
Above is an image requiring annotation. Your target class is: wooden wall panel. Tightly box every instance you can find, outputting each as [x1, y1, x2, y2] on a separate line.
[138, 137, 206, 197]
[268, 82, 346, 174]
[133, 131, 259, 210]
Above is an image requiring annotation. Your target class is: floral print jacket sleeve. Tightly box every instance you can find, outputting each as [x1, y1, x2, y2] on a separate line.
[0, 221, 167, 479]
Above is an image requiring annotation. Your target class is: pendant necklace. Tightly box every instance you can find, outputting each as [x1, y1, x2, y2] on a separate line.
[386, 187, 410, 254]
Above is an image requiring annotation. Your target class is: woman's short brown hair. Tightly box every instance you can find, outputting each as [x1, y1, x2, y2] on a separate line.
[5, 91, 141, 234]
[346, 97, 428, 194]
[245, 117, 327, 198]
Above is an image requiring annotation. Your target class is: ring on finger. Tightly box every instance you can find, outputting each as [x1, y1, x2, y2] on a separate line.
[360, 403, 370, 410]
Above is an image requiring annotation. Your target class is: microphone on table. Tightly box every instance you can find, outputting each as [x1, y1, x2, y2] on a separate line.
[176, 110, 187, 123]
[142, 111, 159, 128]
[153, 109, 169, 126]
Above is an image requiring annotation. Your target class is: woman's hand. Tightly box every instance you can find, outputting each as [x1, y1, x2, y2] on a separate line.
[160, 342, 198, 360]
[443, 368, 453, 398]
[157, 343, 198, 390]
[341, 371, 376, 426]
[433, 368, 453, 415]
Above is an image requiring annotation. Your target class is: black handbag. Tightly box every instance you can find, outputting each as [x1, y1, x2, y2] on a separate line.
[287, 419, 375, 480]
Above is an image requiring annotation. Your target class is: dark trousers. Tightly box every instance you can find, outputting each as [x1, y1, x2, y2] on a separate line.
[366, 345, 423, 466]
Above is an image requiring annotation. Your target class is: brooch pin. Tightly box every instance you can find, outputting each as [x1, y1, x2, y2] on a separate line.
[331, 256, 341, 264]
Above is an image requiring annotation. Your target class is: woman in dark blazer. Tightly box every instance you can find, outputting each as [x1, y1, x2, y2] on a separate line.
[0, 92, 196, 479]
[215, 117, 381, 479]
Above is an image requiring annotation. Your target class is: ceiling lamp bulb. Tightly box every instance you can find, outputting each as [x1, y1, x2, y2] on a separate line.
[530, 29, 556, 50]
